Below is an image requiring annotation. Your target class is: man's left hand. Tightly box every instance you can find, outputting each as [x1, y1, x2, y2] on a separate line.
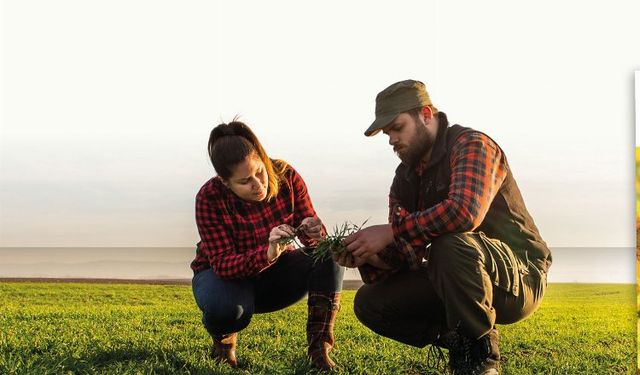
[344, 224, 394, 259]
[332, 251, 366, 268]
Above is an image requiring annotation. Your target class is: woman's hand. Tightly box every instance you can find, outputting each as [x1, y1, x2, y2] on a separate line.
[267, 224, 295, 262]
[300, 216, 326, 241]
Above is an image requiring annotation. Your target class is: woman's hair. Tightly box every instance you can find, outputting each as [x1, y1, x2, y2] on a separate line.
[208, 118, 288, 201]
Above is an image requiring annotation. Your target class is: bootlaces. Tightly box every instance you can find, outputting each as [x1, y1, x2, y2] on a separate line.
[425, 344, 448, 374]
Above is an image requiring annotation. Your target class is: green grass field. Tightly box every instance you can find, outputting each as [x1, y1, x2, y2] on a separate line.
[0, 282, 635, 374]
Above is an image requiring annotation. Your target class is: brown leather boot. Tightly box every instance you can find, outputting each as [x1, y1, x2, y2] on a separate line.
[307, 291, 341, 371]
[210, 332, 238, 368]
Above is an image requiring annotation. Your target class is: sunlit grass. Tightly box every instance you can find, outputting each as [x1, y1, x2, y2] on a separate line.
[0, 282, 635, 374]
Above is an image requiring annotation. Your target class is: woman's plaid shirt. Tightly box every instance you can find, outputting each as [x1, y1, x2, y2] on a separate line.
[190, 164, 319, 279]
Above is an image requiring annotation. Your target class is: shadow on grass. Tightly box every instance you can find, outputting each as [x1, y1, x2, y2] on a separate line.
[72, 348, 204, 374]
[83, 349, 319, 374]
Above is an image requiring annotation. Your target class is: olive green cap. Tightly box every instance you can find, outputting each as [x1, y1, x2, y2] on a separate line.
[365, 79, 437, 136]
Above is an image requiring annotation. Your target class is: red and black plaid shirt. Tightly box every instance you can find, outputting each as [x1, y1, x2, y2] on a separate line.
[359, 131, 508, 283]
[190, 164, 319, 279]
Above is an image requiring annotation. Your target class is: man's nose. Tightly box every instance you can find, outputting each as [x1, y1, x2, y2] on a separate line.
[388, 135, 397, 146]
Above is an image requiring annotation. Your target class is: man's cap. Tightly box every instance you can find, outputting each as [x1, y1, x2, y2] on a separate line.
[364, 79, 437, 137]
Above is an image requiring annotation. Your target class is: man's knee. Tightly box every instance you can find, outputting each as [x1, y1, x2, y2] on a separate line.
[353, 284, 383, 329]
[354, 279, 443, 348]
[431, 232, 475, 251]
[429, 232, 483, 267]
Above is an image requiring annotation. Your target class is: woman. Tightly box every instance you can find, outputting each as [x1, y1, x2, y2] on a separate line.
[190, 119, 344, 371]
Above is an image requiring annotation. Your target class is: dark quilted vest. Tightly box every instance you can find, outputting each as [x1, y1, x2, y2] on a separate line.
[391, 112, 552, 272]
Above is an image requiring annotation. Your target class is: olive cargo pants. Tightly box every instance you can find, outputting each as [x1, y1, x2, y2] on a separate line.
[354, 232, 547, 346]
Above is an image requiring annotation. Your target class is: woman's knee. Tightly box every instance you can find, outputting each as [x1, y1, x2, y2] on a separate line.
[202, 301, 254, 333]
[192, 270, 255, 332]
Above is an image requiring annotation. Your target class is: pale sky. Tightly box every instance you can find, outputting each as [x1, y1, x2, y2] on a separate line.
[1, 1, 639, 248]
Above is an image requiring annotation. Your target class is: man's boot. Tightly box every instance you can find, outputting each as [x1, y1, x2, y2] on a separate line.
[434, 328, 465, 371]
[307, 291, 341, 371]
[210, 332, 238, 368]
[443, 328, 501, 375]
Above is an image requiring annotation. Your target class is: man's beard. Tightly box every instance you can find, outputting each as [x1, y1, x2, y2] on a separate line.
[396, 119, 435, 166]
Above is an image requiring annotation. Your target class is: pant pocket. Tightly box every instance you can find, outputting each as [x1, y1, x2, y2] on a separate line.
[477, 232, 522, 297]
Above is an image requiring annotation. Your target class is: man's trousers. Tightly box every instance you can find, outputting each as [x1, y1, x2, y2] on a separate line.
[354, 232, 547, 347]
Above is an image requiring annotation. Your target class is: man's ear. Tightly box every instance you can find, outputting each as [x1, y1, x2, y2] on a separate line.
[421, 106, 433, 120]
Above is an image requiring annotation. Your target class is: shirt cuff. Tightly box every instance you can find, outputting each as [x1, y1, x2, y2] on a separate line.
[390, 204, 411, 239]
[390, 205, 423, 269]
[358, 264, 397, 284]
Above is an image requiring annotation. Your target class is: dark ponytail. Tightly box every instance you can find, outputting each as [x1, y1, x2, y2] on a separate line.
[208, 118, 287, 200]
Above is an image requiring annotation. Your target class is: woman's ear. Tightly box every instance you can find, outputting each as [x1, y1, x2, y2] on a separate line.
[220, 178, 230, 188]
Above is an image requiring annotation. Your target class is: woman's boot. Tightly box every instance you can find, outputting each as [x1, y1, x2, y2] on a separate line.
[307, 291, 341, 371]
[210, 332, 238, 368]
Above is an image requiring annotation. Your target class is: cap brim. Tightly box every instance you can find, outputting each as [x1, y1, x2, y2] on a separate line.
[364, 113, 398, 137]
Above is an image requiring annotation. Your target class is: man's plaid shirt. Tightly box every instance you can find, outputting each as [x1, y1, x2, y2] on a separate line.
[190, 164, 319, 279]
[359, 130, 508, 283]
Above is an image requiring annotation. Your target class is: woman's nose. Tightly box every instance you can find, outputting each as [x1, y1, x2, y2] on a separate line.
[251, 177, 261, 190]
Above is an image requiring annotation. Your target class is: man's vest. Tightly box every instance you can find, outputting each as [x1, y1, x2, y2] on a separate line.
[390, 112, 552, 272]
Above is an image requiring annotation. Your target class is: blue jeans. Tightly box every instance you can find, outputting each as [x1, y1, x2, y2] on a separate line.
[192, 249, 344, 336]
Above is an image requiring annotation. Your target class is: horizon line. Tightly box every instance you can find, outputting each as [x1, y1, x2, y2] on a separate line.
[0, 278, 634, 286]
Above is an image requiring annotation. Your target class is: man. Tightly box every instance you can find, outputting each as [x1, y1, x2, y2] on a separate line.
[333, 80, 551, 375]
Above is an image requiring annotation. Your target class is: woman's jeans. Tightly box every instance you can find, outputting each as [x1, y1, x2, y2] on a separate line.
[192, 249, 344, 336]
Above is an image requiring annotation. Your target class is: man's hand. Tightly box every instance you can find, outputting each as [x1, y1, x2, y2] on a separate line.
[344, 224, 394, 259]
[332, 251, 366, 268]
[300, 216, 325, 241]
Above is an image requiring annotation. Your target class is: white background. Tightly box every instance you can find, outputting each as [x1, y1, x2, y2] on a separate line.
[2, 1, 639, 249]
